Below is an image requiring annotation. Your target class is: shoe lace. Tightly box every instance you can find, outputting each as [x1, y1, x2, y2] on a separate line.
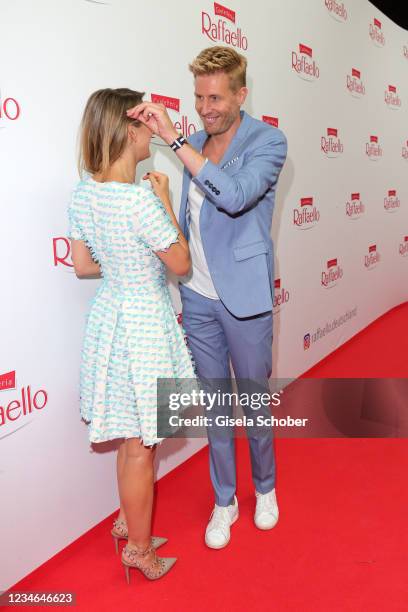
[209, 506, 231, 535]
[257, 492, 274, 513]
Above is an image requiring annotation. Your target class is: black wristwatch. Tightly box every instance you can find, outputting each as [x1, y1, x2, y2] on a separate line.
[169, 134, 187, 152]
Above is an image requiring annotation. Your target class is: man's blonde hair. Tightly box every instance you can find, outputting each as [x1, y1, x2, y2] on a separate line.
[78, 88, 144, 179]
[189, 46, 247, 91]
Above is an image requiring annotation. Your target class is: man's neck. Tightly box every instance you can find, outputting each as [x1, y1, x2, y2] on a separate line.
[205, 112, 243, 159]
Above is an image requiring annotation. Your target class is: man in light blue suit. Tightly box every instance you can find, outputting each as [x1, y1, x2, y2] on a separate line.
[128, 46, 287, 549]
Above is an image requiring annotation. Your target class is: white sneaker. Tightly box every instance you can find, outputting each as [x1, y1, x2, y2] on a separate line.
[254, 488, 279, 530]
[205, 496, 239, 549]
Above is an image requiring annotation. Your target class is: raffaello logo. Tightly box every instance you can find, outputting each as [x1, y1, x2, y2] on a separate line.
[262, 115, 279, 128]
[201, 3, 248, 50]
[402, 140, 408, 160]
[53, 237, 74, 271]
[325, 0, 347, 22]
[384, 85, 401, 109]
[0, 95, 21, 128]
[384, 189, 400, 213]
[346, 68, 365, 98]
[321, 127, 343, 158]
[346, 192, 365, 219]
[364, 244, 380, 269]
[366, 135, 382, 160]
[369, 17, 385, 46]
[399, 236, 408, 257]
[292, 43, 320, 81]
[0, 370, 49, 436]
[321, 258, 343, 288]
[293, 197, 320, 230]
[150, 94, 197, 138]
[273, 278, 290, 314]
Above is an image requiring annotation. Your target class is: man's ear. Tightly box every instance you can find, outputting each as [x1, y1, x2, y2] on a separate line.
[238, 86, 248, 105]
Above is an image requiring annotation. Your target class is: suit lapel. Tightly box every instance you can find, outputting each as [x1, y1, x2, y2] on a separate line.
[186, 113, 252, 230]
[182, 131, 207, 232]
[219, 110, 252, 168]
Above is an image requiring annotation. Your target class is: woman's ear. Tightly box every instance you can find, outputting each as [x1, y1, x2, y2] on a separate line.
[128, 123, 139, 143]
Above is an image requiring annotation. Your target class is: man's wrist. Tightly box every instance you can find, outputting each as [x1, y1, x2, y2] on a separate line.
[163, 128, 179, 146]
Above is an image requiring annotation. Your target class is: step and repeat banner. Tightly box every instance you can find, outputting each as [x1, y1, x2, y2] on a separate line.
[1, 0, 407, 588]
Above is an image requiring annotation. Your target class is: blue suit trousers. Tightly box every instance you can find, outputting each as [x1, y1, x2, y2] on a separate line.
[179, 284, 276, 506]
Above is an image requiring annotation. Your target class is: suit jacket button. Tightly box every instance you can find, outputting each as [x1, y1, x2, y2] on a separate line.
[204, 179, 210, 186]
[212, 186, 216, 192]
[216, 190, 220, 195]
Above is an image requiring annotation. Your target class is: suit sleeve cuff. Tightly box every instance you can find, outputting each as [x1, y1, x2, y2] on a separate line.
[192, 158, 221, 197]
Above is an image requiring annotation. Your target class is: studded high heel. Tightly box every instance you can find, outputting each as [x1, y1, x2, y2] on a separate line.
[122, 543, 177, 583]
[111, 519, 167, 554]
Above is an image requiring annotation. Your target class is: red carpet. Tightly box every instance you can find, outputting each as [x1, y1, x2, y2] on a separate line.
[302, 302, 408, 378]
[10, 303, 408, 611]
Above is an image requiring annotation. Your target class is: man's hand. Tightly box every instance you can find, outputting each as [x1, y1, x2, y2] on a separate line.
[127, 102, 178, 144]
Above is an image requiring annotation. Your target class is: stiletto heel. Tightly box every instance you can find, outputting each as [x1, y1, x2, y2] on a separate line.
[111, 519, 168, 553]
[122, 544, 177, 583]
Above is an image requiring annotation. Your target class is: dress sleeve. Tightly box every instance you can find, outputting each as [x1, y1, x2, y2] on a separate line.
[67, 204, 84, 240]
[135, 188, 179, 252]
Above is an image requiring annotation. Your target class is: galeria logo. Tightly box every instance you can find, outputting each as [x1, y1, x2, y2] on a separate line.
[364, 244, 380, 269]
[0, 95, 21, 128]
[262, 116, 279, 128]
[346, 68, 365, 98]
[293, 197, 320, 230]
[384, 85, 401, 109]
[150, 94, 197, 138]
[0, 371, 15, 391]
[325, 0, 347, 22]
[369, 17, 385, 46]
[273, 278, 290, 314]
[384, 189, 400, 213]
[321, 258, 343, 288]
[366, 135, 382, 160]
[321, 127, 343, 158]
[346, 193, 365, 219]
[151, 93, 180, 112]
[402, 140, 408, 160]
[399, 236, 408, 257]
[202, 2, 248, 50]
[292, 44, 320, 81]
[0, 370, 49, 436]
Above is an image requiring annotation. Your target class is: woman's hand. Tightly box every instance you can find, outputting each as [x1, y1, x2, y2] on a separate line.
[143, 171, 171, 205]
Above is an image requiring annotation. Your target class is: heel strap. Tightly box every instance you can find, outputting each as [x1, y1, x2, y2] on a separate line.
[123, 544, 154, 561]
[112, 519, 128, 537]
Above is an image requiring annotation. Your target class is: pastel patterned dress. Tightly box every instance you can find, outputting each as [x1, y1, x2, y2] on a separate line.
[68, 177, 196, 446]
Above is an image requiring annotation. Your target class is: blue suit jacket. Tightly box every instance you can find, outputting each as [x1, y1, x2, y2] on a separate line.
[179, 111, 287, 318]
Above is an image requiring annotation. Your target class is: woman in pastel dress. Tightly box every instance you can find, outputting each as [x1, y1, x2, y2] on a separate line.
[68, 88, 195, 582]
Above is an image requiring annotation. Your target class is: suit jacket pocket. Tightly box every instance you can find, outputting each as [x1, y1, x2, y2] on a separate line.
[233, 240, 268, 261]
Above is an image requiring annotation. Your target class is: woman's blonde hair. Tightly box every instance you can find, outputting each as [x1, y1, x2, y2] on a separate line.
[189, 46, 247, 91]
[78, 88, 144, 178]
